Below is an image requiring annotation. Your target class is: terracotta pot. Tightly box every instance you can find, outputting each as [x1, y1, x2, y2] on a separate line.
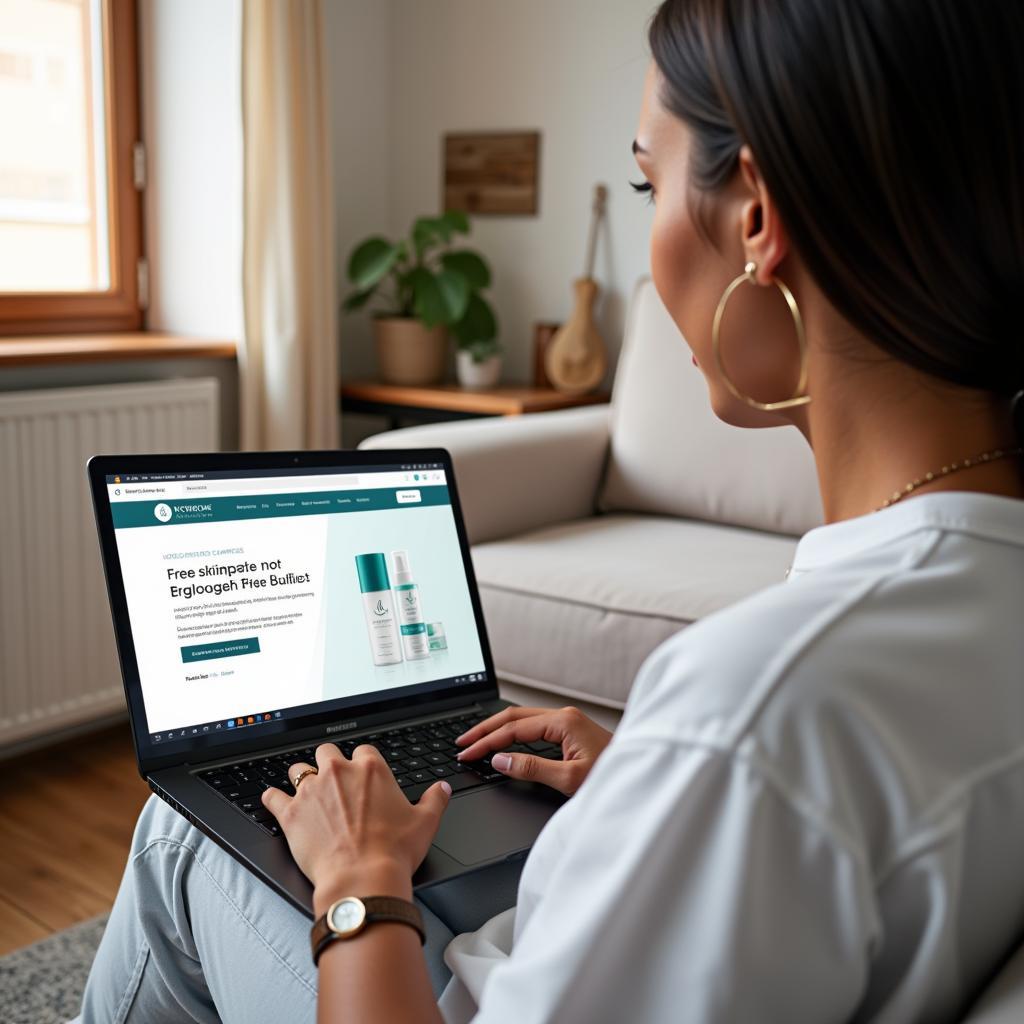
[456, 350, 502, 389]
[373, 318, 448, 386]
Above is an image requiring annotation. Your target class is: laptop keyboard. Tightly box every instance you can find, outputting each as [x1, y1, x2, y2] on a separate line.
[196, 710, 563, 837]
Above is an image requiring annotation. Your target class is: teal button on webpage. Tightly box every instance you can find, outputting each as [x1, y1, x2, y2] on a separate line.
[181, 637, 261, 663]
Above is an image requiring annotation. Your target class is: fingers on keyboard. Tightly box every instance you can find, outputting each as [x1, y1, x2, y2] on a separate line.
[200, 711, 499, 828]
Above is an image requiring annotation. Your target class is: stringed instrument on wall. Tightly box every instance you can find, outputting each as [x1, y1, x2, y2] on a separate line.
[545, 184, 609, 394]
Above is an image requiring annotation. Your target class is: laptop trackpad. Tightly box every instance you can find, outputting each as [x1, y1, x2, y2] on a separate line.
[433, 782, 563, 866]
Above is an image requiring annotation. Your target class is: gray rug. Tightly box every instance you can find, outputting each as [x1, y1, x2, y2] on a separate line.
[0, 914, 108, 1024]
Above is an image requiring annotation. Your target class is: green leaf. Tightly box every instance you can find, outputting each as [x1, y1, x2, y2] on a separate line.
[465, 337, 501, 362]
[441, 250, 491, 290]
[342, 288, 374, 312]
[432, 217, 453, 244]
[440, 209, 470, 235]
[452, 293, 498, 345]
[435, 268, 470, 322]
[347, 237, 400, 290]
[412, 220, 434, 260]
[407, 266, 450, 328]
[412, 216, 452, 259]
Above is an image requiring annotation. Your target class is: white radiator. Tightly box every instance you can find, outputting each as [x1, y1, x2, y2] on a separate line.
[0, 378, 220, 748]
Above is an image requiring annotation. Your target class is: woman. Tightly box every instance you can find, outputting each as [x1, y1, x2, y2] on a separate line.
[81, 0, 1024, 1020]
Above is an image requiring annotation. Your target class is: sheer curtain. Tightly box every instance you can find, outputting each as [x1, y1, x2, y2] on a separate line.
[240, 0, 339, 450]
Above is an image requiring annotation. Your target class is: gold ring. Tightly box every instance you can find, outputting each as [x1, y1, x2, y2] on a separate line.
[291, 767, 318, 790]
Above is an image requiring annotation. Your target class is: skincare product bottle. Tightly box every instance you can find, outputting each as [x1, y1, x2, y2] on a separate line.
[426, 621, 447, 651]
[390, 550, 431, 660]
[355, 553, 402, 666]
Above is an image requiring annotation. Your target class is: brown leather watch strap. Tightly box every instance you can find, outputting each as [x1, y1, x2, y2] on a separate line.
[311, 895, 425, 965]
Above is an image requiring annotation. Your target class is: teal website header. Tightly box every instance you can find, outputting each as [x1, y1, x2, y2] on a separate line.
[111, 484, 451, 529]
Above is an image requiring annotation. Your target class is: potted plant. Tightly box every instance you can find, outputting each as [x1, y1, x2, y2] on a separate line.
[455, 337, 503, 389]
[343, 210, 499, 387]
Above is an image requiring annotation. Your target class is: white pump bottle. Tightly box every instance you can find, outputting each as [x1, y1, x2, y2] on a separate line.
[391, 550, 431, 661]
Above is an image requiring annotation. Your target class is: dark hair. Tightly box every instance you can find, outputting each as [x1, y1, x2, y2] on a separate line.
[648, 0, 1024, 441]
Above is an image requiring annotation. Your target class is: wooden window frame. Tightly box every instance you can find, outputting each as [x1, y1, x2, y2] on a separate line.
[0, 0, 143, 337]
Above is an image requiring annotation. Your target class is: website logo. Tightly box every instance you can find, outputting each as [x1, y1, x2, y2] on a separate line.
[154, 503, 173, 523]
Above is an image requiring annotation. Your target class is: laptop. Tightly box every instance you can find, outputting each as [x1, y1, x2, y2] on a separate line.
[88, 448, 565, 917]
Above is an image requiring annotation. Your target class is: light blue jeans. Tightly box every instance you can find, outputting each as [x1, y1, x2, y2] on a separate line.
[78, 795, 521, 1023]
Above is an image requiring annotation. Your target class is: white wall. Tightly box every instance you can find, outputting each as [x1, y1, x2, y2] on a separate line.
[138, 0, 244, 344]
[134, 0, 658, 446]
[330, 0, 658, 394]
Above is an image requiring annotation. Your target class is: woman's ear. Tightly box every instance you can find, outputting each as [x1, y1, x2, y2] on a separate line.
[738, 145, 789, 284]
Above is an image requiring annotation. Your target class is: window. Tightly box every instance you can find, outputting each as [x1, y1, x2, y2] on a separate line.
[0, 0, 142, 336]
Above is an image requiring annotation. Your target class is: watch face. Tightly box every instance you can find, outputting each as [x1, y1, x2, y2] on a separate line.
[328, 897, 366, 937]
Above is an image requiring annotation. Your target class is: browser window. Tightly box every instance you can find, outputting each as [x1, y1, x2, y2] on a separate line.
[106, 463, 487, 745]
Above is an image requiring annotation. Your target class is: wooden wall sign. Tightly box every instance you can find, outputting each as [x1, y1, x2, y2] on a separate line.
[443, 131, 540, 216]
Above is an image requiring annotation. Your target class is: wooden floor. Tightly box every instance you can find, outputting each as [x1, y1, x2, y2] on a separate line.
[0, 722, 149, 955]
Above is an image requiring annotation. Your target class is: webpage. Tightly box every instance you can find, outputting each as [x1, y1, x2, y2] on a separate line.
[107, 464, 486, 743]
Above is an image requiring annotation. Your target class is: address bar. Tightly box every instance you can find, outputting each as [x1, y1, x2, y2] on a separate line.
[179, 475, 362, 495]
[116, 475, 363, 499]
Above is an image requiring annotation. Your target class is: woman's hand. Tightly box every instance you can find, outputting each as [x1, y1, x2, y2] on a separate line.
[456, 706, 613, 796]
[262, 744, 450, 908]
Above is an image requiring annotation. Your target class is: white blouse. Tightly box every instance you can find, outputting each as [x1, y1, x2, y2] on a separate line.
[439, 491, 1024, 1024]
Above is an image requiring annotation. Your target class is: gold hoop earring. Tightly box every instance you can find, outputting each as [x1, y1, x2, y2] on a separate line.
[711, 261, 811, 411]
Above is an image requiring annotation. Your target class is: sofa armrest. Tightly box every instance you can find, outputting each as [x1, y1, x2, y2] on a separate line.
[358, 404, 611, 543]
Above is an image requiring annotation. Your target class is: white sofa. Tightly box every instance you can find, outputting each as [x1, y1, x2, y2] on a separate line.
[361, 277, 1024, 1020]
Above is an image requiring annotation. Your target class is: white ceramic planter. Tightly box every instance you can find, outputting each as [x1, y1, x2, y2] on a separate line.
[456, 350, 502, 389]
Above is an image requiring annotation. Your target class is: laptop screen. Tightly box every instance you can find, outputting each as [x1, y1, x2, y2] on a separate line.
[103, 458, 489, 756]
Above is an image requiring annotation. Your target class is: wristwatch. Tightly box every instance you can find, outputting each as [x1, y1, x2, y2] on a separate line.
[310, 896, 425, 965]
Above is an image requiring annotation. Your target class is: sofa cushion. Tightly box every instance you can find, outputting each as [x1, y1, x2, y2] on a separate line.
[472, 512, 797, 708]
[599, 277, 824, 537]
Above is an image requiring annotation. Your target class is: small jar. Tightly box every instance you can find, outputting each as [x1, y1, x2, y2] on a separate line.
[426, 621, 447, 651]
